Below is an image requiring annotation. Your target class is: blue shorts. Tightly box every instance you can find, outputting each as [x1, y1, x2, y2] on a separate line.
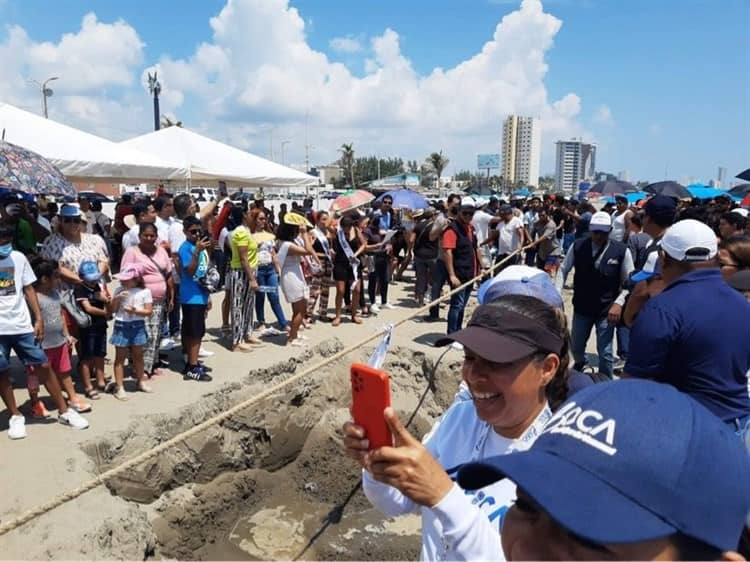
[0, 333, 49, 373]
[79, 326, 108, 359]
[109, 320, 148, 348]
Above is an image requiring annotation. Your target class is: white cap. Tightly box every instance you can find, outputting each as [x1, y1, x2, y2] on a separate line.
[589, 211, 613, 232]
[661, 219, 717, 262]
[460, 196, 476, 208]
[731, 208, 749, 218]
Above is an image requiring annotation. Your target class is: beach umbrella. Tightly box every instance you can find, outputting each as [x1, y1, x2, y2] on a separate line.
[600, 192, 649, 205]
[736, 168, 750, 182]
[643, 181, 691, 200]
[375, 188, 428, 210]
[329, 189, 375, 213]
[0, 139, 76, 198]
[588, 180, 636, 196]
[728, 183, 750, 198]
[741, 194, 750, 208]
[686, 184, 741, 201]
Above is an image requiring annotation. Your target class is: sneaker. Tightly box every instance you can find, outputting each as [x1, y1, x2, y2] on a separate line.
[114, 387, 129, 401]
[184, 366, 213, 382]
[159, 338, 175, 351]
[450, 342, 464, 351]
[381, 303, 395, 310]
[8, 415, 26, 439]
[30, 400, 50, 419]
[58, 409, 90, 430]
[138, 383, 154, 393]
[157, 357, 171, 368]
[266, 327, 286, 336]
[370, 303, 381, 314]
[198, 346, 215, 358]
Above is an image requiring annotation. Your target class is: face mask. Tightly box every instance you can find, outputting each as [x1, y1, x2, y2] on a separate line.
[0, 243, 13, 258]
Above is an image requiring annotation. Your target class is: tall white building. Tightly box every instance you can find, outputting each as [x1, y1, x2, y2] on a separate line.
[501, 115, 541, 187]
[555, 139, 597, 192]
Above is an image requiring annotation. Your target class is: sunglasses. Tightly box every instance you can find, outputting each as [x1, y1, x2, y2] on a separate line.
[62, 217, 81, 224]
[382, 200, 393, 205]
[460, 211, 475, 217]
[187, 229, 202, 235]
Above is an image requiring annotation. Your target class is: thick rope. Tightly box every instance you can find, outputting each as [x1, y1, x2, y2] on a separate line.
[0, 237, 541, 537]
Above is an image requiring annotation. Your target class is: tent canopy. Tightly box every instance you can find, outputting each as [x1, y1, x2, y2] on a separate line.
[0, 103, 187, 183]
[120, 126, 318, 188]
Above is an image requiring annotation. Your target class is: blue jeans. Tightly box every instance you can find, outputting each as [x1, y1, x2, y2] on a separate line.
[447, 283, 473, 334]
[616, 325, 630, 360]
[429, 260, 449, 318]
[571, 312, 615, 377]
[255, 264, 288, 329]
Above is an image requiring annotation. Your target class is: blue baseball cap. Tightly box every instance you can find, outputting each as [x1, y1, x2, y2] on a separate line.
[59, 204, 84, 219]
[457, 380, 750, 551]
[631, 250, 660, 282]
[78, 260, 101, 283]
[477, 265, 564, 310]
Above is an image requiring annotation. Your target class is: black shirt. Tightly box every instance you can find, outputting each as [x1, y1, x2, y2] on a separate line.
[74, 282, 108, 328]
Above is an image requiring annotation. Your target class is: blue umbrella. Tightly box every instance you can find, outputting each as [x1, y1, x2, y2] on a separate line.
[512, 188, 532, 197]
[601, 192, 649, 205]
[375, 188, 429, 210]
[686, 184, 741, 201]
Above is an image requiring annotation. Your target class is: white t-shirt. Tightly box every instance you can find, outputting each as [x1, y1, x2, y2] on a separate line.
[497, 216, 524, 254]
[155, 216, 174, 244]
[167, 219, 186, 257]
[112, 286, 153, 322]
[0, 251, 36, 334]
[472, 210, 495, 247]
[83, 210, 97, 234]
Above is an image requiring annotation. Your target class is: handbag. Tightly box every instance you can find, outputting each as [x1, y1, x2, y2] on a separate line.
[60, 289, 92, 329]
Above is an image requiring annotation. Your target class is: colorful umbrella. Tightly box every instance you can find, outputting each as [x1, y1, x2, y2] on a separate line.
[0, 140, 76, 198]
[643, 181, 691, 200]
[375, 188, 428, 210]
[330, 189, 375, 212]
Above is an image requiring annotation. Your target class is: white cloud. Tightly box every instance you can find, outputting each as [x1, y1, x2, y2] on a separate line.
[329, 35, 362, 54]
[594, 104, 614, 126]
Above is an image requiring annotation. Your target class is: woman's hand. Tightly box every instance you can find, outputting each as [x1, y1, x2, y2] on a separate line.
[368, 408, 454, 507]
[342, 421, 371, 470]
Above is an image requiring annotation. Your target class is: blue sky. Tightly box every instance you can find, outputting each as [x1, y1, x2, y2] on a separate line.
[0, 0, 748, 184]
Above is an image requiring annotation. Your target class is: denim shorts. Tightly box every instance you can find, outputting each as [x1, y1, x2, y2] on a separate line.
[0, 333, 49, 372]
[109, 320, 148, 348]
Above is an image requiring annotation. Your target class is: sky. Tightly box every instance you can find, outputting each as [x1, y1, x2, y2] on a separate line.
[0, 0, 748, 184]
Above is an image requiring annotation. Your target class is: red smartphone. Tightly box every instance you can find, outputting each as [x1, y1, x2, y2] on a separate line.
[350, 362, 392, 450]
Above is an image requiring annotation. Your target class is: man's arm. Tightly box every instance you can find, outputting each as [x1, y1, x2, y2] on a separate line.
[612, 249, 635, 307]
[622, 301, 673, 380]
[555, 249, 575, 291]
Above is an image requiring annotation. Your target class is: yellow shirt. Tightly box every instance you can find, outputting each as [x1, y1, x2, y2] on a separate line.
[230, 226, 259, 269]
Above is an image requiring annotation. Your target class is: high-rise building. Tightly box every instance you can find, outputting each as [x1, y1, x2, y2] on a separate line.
[618, 170, 630, 182]
[501, 115, 541, 187]
[717, 166, 726, 188]
[555, 139, 597, 192]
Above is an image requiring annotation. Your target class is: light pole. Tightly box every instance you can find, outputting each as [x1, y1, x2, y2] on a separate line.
[38, 76, 59, 118]
[280, 140, 291, 166]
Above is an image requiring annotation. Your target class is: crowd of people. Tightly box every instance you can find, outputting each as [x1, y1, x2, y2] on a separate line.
[2, 182, 750, 559]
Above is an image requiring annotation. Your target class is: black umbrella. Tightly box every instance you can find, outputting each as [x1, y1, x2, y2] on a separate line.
[643, 181, 691, 199]
[736, 168, 750, 182]
[588, 180, 636, 196]
[728, 183, 750, 198]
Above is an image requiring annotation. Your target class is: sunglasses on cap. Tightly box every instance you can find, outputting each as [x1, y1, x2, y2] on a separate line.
[62, 217, 82, 224]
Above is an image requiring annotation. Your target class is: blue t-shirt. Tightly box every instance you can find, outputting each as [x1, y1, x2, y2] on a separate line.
[625, 269, 750, 422]
[178, 240, 209, 305]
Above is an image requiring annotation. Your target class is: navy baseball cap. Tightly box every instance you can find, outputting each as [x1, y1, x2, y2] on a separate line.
[457, 380, 750, 551]
[477, 265, 564, 310]
[644, 194, 677, 225]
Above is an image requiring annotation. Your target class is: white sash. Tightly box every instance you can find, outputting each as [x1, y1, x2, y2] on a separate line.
[314, 227, 332, 264]
[337, 227, 359, 282]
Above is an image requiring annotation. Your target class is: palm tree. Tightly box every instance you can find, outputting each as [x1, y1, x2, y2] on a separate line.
[339, 142, 356, 188]
[160, 115, 183, 128]
[425, 151, 449, 192]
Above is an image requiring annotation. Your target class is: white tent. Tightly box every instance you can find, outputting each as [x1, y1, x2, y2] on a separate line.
[0, 103, 187, 182]
[120, 126, 318, 188]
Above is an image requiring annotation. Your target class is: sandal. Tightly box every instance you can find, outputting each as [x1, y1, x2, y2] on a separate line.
[318, 316, 332, 323]
[84, 388, 100, 400]
[351, 316, 363, 324]
[104, 381, 117, 394]
[68, 398, 92, 413]
[332, 317, 341, 327]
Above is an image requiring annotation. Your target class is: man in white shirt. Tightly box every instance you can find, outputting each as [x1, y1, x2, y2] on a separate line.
[78, 195, 97, 235]
[523, 197, 541, 266]
[121, 201, 158, 251]
[472, 197, 501, 268]
[481, 205, 525, 272]
[154, 194, 175, 249]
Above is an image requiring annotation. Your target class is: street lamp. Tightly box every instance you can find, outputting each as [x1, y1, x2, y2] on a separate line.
[36, 76, 59, 118]
[280, 140, 291, 166]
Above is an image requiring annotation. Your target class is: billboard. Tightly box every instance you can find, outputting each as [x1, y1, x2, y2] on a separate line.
[477, 154, 500, 169]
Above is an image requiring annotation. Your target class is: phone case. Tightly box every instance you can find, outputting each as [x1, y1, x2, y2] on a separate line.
[351, 363, 392, 450]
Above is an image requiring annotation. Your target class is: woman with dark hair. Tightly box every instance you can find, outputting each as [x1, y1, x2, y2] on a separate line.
[332, 214, 367, 326]
[219, 205, 245, 333]
[343, 294, 571, 561]
[120, 222, 173, 376]
[276, 220, 318, 346]
[719, 235, 750, 282]
[227, 206, 260, 352]
[251, 207, 288, 335]
[363, 215, 390, 312]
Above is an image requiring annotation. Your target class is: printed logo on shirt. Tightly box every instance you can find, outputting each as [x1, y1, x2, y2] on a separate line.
[0, 265, 16, 296]
[542, 400, 618, 456]
[606, 258, 621, 265]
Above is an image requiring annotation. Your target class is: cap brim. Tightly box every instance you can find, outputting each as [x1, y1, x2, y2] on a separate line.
[434, 326, 537, 363]
[631, 270, 656, 283]
[457, 449, 676, 545]
[589, 225, 611, 232]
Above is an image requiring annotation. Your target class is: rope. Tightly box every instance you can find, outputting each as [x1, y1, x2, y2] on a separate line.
[0, 235, 543, 537]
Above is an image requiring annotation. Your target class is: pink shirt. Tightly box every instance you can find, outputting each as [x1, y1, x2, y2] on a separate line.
[120, 245, 173, 302]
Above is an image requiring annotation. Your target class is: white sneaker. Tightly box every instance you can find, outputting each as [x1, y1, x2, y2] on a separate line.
[370, 303, 381, 314]
[8, 415, 26, 439]
[450, 342, 464, 351]
[381, 303, 395, 310]
[58, 409, 89, 430]
[198, 346, 215, 358]
[159, 337, 175, 351]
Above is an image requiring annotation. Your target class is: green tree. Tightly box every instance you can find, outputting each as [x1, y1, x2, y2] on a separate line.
[425, 150, 450, 190]
[338, 143, 356, 188]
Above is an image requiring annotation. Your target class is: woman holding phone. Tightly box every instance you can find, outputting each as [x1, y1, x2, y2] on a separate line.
[343, 294, 571, 561]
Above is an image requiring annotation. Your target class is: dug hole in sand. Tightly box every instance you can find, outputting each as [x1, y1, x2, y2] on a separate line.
[74, 338, 463, 561]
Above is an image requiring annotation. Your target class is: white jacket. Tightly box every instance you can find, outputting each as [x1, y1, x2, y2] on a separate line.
[362, 400, 551, 561]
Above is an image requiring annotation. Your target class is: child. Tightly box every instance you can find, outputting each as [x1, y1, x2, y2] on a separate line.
[75, 260, 110, 399]
[108, 263, 153, 400]
[30, 258, 91, 414]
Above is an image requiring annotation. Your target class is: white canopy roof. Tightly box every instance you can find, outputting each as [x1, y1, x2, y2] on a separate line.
[0, 103, 187, 183]
[120, 126, 318, 187]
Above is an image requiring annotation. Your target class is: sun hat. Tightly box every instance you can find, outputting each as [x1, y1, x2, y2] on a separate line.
[78, 260, 101, 283]
[631, 251, 660, 282]
[114, 263, 143, 281]
[588, 211, 612, 232]
[457, 379, 750, 552]
[660, 219, 717, 262]
[434, 303, 564, 362]
[283, 211, 313, 228]
[477, 265, 563, 309]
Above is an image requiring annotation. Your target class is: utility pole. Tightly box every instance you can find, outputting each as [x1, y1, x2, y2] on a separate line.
[281, 140, 291, 166]
[37, 76, 58, 118]
[147, 72, 161, 131]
